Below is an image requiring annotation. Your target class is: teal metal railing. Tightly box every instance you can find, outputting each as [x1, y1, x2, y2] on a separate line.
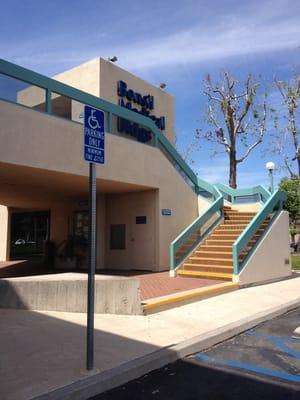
[232, 190, 286, 274]
[215, 183, 270, 204]
[169, 183, 223, 272]
[0, 58, 208, 197]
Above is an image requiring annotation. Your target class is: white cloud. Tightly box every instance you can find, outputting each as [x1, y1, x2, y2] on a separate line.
[2, 1, 300, 76]
[114, 9, 300, 72]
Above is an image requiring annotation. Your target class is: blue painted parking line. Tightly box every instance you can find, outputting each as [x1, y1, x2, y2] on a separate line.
[245, 331, 300, 359]
[196, 353, 300, 383]
[246, 330, 300, 344]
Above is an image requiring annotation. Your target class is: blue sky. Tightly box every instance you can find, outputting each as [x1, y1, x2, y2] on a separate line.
[1, 0, 300, 188]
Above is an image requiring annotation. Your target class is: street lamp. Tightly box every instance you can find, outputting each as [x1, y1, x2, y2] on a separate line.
[266, 161, 275, 193]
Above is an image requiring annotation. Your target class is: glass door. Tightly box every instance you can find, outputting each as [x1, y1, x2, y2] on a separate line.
[10, 211, 50, 259]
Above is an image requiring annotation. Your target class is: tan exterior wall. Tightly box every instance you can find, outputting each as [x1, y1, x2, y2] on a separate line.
[0, 101, 198, 269]
[235, 211, 291, 285]
[198, 196, 212, 213]
[96, 194, 106, 269]
[105, 190, 157, 270]
[0, 205, 9, 261]
[17, 57, 174, 143]
[17, 58, 101, 108]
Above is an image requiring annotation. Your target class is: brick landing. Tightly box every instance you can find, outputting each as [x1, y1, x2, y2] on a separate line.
[132, 271, 225, 301]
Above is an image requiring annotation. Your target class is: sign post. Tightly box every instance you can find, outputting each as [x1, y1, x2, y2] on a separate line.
[84, 105, 105, 370]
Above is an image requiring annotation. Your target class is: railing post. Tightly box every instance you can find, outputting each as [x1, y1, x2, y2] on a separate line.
[45, 88, 52, 114]
[107, 112, 113, 133]
[232, 245, 239, 275]
[169, 244, 175, 277]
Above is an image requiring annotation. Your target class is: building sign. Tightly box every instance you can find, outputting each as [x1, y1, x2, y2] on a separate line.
[161, 209, 172, 216]
[117, 80, 166, 143]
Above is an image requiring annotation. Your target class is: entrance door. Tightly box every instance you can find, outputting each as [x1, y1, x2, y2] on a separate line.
[10, 211, 50, 259]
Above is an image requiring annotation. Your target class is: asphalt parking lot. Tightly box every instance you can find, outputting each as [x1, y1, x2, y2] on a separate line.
[90, 308, 300, 400]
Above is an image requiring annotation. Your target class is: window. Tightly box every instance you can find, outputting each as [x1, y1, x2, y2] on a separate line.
[110, 224, 126, 250]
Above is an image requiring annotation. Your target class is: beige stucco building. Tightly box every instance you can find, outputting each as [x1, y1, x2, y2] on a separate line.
[0, 57, 291, 290]
[0, 58, 199, 272]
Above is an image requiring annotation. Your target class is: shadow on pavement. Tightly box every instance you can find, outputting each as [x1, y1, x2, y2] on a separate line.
[89, 356, 300, 400]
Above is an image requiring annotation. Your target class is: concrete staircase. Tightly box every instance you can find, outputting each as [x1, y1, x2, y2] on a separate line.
[177, 206, 268, 282]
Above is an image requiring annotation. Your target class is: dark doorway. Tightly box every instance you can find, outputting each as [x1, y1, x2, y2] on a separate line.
[10, 211, 50, 259]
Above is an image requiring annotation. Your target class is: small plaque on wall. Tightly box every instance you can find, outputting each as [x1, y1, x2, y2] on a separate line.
[136, 216, 147, 224]
[162, 209, 172, 216]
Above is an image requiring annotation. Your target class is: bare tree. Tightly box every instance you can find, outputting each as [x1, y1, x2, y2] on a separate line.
[198, 72, 267, 188]
[274, 74, 300, 178]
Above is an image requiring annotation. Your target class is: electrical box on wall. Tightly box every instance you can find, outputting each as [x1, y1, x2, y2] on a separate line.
[136, 216, 147, 224]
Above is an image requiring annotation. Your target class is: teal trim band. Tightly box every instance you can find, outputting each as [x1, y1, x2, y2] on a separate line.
[232, 190, 287, 274]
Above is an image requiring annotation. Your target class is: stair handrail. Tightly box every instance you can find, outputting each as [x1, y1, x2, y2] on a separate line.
[170, 185, 223, 273]
[215, 183, 270, 204]
[232, 190, 287, 274]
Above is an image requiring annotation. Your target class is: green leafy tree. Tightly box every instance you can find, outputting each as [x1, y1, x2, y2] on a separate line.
[279, 177, 300, 225]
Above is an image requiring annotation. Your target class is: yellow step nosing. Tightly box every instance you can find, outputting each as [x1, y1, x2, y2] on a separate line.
[177, 270, 233, 279]
[142, 282, 239, 310]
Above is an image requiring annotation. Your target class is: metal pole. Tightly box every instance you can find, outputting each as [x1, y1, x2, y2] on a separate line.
[269, 170, 274, 193]
[87, 162, 97, 370]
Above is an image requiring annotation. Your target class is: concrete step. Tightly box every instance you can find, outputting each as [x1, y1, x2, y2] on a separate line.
[200, 245, 232, 252]
[183, 263, 233, 271]
[219, 224, 248, 229]
[186, 257, 233, 266]
[193, 251, 232, 259]
[214, 229, 245, 235]
[223, 219, 252, 225]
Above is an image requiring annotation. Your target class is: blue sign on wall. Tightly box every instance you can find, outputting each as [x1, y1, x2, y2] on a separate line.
[84, 105, 105, 164]
[162, 209, 172, 216]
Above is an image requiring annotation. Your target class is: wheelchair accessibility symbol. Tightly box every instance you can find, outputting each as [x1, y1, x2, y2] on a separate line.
[88, 109, 102, 130]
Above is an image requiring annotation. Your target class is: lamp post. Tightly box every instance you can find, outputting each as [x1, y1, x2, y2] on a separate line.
[266, 161, 275, 193]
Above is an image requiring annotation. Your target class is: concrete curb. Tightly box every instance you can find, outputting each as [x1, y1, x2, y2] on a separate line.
[31, 298, 300, 400]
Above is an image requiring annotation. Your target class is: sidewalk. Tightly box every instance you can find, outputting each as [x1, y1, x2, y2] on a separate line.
[1, 276, 300, 400]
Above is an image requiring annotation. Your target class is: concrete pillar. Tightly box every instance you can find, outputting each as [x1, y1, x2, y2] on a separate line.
[0, 205, 9, 261]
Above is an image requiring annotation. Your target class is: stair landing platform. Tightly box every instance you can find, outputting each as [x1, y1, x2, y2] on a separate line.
[133, 271, 238, 314]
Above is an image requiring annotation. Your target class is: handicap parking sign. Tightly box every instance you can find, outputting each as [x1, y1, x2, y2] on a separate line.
[84, 105, 105, 164]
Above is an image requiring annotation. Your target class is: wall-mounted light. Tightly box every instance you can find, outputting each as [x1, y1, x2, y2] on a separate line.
[108, 56, 118, 62]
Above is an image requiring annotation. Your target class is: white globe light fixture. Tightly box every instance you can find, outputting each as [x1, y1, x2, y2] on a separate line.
[266, 161, 275, 171]
[266, 161, 275, 192]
